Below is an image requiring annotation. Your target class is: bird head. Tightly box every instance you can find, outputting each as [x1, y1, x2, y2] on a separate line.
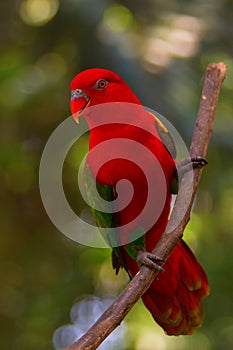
[70, 68, 141, 122]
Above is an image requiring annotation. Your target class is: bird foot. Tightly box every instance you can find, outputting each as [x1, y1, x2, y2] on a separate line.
[191, 156, 208, 168]
[177, 156, 208, 178]
[136, 251, 165, 273]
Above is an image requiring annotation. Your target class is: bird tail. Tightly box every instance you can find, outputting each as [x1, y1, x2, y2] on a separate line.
[141, 240, 209, 335]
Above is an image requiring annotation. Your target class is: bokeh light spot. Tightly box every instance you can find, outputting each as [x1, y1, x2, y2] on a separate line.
[19, 0, 59, 26]
[103, 5, 133, 33]
[142, 15, 203, 72]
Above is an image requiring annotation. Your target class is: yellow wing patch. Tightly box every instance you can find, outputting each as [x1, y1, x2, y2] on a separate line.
[148, 111, 177, 159]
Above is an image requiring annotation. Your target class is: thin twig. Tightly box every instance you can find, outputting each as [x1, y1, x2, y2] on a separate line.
[66, 62, 226, 350]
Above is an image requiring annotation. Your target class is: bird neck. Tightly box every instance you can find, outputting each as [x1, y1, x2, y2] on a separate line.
[82, 102, 157, 149]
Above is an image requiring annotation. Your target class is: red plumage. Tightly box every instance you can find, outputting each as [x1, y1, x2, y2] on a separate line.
[70, 68, 209, 335]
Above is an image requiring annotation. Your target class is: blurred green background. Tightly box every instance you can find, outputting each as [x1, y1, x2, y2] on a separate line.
[0, 0, 233, 349]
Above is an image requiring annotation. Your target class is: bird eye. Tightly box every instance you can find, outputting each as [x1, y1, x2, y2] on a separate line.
[75, 88, 82, 94]
[96, 79, 108, 90]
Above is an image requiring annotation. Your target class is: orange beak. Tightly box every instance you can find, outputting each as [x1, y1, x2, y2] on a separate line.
[70, 89, 90, 123]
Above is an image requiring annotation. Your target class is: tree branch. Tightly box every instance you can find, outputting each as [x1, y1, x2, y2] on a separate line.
[66, 62, 226, 350]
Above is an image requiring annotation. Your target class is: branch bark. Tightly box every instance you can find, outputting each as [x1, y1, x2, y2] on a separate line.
[66, 62, 226, 350]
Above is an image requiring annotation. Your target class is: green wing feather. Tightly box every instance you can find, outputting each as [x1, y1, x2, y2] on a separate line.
[84, 164, 147, 273]
[84, 164, 126, 272]
[84, 165, 117, 238]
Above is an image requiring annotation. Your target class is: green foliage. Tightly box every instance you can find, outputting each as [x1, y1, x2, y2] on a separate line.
[0, 0, 233, 349]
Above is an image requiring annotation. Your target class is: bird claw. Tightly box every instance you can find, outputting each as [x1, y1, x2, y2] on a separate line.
[136, 251, 165, 273]
[177, 156, 208, 177]
[191, 156, 208, 168]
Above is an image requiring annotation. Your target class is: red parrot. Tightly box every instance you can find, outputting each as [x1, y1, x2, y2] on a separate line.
[70, 68, 209, 335]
